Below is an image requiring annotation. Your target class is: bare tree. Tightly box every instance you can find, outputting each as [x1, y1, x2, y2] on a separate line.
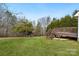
[38, 16, 51, 35]
[0, 4, 17, 37]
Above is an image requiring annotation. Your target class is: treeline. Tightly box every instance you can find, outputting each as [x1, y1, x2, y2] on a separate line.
[0, 4, 78, 37]
[47, 14, 78, 32]
[0, 4, 33, 37]
[0, 4, 51, 37]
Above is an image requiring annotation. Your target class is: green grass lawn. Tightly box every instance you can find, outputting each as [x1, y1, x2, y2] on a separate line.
[0, 36, 79, 56]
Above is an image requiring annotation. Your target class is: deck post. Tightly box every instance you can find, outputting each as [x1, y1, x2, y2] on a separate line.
[75, 12, 79, 41]
[74, 12, 79, 42]
[78, 16, 79, 41]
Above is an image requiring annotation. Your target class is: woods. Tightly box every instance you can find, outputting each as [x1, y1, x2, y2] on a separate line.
[47, 15, 78, 31]
[0, 4, 78, 37]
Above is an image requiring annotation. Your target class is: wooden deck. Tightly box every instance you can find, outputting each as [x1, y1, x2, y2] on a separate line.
[57, 32, 77, 38]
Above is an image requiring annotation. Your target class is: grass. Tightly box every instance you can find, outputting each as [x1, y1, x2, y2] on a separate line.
[0, 36, 79, 56]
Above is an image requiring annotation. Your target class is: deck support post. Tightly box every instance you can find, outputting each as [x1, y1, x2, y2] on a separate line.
[74, 12, 79, 41]
[78, 16, 79, 41]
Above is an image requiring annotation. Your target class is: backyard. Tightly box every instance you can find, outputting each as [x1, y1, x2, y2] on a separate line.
[0, 36, 79, 56]
[0, 4, 79, 56]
